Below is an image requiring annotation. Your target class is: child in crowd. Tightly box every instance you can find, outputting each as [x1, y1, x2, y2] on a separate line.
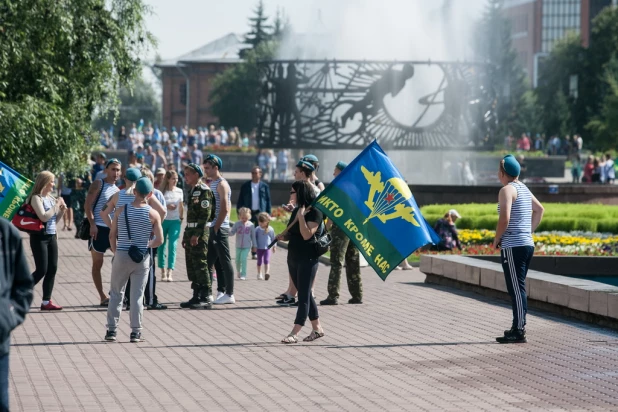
[230, 207, 255, 280]
[254, 212, 276, 280]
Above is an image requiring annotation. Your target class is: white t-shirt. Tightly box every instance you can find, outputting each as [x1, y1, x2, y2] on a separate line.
[251, 182, 260, 210]
[163, 187, 184, 220]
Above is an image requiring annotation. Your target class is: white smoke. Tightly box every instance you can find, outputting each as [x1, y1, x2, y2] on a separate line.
[278, 0, 486, 61]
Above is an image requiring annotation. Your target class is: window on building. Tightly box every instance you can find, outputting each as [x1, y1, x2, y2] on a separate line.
[541, 0, 581, 53]
[179, 83, 187, 106]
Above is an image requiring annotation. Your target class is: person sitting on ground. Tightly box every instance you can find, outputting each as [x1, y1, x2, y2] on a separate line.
[432, 210, 462, 252]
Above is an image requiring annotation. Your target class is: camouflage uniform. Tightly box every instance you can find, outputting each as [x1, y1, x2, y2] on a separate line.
[182, 180, 216, 307]
[69, 173, 91, 231]
[327, 224, 362, 301]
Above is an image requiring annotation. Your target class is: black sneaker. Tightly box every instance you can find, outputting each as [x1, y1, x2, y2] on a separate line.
[180, 296, 200, 309]
[104, 330, 117, 342]
[496, 328, 526, 344]
[290, 300, 299, 307]
[130, 332, 142, 343]
[191, 295, 213, 310]
[348, 297, 363, 304]
[276, 296, 295, 306]
[320, 298, 339, 305]
[147, 302, 168, 310]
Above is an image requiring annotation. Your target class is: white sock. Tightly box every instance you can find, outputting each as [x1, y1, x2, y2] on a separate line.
[42, 300, 49, 305]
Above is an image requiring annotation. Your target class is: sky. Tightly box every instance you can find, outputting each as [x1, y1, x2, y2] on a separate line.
[144, 0, 328, 61]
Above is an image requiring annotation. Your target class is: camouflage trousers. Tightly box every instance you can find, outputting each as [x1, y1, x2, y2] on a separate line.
[70, 190, 86, 229]
[184, 231, 211, 292]
[327, 225, 362, 300]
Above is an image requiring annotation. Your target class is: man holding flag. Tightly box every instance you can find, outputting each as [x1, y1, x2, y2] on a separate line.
[313, 141, 439, 280]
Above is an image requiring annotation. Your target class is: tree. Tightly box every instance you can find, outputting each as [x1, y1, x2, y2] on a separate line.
[243, 0, 272, 50]
[586, 58, 618, 150]
[210, 43, 276, 132]
[92, 74, 161, 132]
[474, 0, 529, 142]
[0, 0, 152, 176]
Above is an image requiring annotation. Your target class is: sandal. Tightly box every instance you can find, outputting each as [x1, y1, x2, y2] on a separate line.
[281, 334, 298, 344]
[303, 330, 325, 342]
[99, 298, 110, 307]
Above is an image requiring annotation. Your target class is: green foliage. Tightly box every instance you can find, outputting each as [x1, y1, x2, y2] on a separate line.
[92, 74, 161, 131]
[422, 203, 618, 233]
[0, 0, 152, 176]
[586, 58, 618, 150]
[243, 0, 272, 50]
[211, 42, 276, 133]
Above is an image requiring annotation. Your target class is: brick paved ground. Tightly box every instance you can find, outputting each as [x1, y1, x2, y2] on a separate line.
[10, 228, 618, 411]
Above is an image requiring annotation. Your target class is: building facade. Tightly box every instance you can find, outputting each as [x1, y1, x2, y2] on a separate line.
[157, 33, 243, 129]
[504, 0, 616, 86]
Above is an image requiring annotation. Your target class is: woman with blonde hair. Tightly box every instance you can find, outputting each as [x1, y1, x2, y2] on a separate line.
[28, 171, 67, 310]
[158, 170, 184, 281]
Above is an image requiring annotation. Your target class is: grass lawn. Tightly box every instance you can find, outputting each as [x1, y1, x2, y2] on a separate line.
[229, 209, 287, 234]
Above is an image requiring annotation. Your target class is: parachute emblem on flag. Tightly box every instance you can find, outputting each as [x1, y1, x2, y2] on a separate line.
[361, 166, 420, 227]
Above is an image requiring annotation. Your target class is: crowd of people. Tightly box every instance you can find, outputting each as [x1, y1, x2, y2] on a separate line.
[22, 146, 372, 345]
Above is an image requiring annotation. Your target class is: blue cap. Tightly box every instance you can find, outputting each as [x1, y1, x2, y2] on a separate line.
[302, 154, 319, 163]
[502, 155, 521, 177]
[335, 161, 348, 171]
[204, 154, 222, 169]
[296, 160, 315, 171]
[105, 158, 121, 168]
[135, 177, 153, 195]
[125, 168, 141, 182]
[186, 163, 204, 177]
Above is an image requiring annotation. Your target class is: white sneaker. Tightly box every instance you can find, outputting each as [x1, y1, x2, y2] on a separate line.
[216, 291, 225, 300]
[240, 276, 246, 281]
[214, 294, 235, 304]
[258, 274, 264, 280]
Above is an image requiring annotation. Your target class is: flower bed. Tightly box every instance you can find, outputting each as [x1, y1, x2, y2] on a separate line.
[408, 229, 618, 262]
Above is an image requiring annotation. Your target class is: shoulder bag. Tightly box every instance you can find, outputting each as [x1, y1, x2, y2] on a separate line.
[124, 206, 149, 263]
[11, 197, 46, 234]
[77, 181, 104, 240]
[313, 221, 332, 257]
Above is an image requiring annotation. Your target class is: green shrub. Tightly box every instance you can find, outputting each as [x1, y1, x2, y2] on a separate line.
[597, 220, 618, 234]
[455, 217, 474, 229]
[539, 218, 576, 232]
[475, 216, 499, 230]
[573, 219, 597, 232]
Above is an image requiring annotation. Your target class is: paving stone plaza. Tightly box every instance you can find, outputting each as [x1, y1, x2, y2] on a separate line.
[11, 229, 618, 411]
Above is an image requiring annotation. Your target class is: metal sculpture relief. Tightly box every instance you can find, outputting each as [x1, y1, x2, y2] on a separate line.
[257, 60, 495, 149]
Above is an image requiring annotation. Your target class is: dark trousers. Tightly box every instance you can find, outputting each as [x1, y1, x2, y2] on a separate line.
[501, 246, 534, 330]
[0, 353, 7, 412]
[288, 257, 319, 327]
[250, 210, 260, 257]
[30, 233, 58, 300]
[208, 227, 235, 295]
[126, 248, 158, 305]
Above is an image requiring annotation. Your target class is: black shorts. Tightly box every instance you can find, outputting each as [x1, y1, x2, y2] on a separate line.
[88, 225, 111, 253]
[61, 194, 71, 206]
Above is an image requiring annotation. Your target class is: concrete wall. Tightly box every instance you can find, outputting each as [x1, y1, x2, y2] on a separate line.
[420, 254, 618, 328]
[473, 255, 618, 276]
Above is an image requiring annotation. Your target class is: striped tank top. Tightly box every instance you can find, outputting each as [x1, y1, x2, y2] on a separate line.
[498, 181, 534, 249]
[210, 177, 230, 228]
[116, 204, 152, 251]
[93, 181, 120, 227]
[116, 189, 135, 209]
[42, 196, 57, 235]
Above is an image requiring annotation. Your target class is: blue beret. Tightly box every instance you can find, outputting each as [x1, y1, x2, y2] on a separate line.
[105, 158, 121, 168]
[502, 155, 521, 177]
[296, 160, 315, 171]
[186, 163, 204, 177]
[125, 168, 141, 182]
[135, 177, 153, 195]
[204, 154, 222, 169]
[302, 154, 319, 163]
[335, 161, 348, 171]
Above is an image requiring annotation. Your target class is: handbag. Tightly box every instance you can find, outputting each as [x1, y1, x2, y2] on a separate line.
[77, 181, 104, 240]
[11, 201, 45, 234]
[124, 206, 148, 263]
[313, 222, 332, 257]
